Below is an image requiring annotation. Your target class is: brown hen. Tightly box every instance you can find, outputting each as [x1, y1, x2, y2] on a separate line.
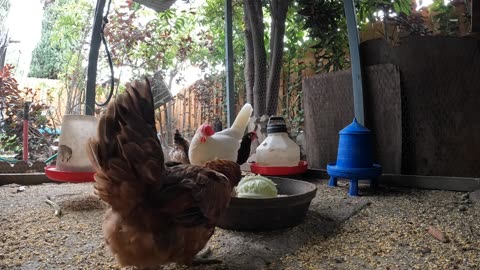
[87, 78, 241, 268]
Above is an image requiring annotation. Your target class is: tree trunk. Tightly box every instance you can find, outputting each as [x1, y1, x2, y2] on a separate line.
[266, 0, 289, 116]
[244, 0, 267, 117]
[243, 2, 254, 107]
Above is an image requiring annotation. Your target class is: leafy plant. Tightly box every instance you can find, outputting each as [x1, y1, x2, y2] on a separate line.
[428, 0, 470, 36]
[0, 65, 57, 160]
[29, 0, 93, 115]
[0, 133, 21, 153]
[105, 4, 201, 89]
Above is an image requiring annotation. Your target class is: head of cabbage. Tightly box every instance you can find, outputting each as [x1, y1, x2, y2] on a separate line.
[235, 175, 278, 199]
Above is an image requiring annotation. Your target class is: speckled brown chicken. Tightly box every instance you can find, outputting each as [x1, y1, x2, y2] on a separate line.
[86, 78, 241, 268]
[169, 129, 190, 164]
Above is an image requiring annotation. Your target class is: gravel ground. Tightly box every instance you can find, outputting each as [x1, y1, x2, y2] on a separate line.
[0, 180, 478, 270]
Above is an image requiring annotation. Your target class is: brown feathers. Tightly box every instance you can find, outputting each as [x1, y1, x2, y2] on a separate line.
[86, 78, 241, 268]
[204, 160, 242, 187]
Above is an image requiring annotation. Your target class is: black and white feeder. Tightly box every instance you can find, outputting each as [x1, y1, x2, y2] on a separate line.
[327, 118, 382, 196]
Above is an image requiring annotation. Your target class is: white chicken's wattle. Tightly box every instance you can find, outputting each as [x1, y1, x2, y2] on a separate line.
[188, 103, 253, 166]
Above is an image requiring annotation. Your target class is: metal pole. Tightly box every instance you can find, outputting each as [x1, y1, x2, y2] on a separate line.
[343, 0, 365, 125]
[85, 0, 106, 116]
[225, 0, 235, 127]
[22, 102, 31, 161]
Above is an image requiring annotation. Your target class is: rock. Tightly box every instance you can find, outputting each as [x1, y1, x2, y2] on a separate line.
[427, 226, 448, 243]
[470, 190, 480, 204]
[398, 241, 408, 247]
[458, 205, 467, 212]
[419, 247, 432, 255]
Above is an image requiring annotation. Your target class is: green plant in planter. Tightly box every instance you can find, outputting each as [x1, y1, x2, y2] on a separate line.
[0, 133, 21, 154]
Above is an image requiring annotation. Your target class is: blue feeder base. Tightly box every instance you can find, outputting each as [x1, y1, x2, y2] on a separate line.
[327, 163, 382, 196]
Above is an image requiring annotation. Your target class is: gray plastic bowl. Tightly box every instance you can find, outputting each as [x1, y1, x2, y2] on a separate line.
[217, 177, 317, 231]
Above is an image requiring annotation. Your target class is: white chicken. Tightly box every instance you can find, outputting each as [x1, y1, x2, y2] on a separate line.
[189, 103, 253, 166]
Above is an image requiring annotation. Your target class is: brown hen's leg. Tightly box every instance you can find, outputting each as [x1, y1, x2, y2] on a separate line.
[191, 246, 222, 265]
[196, 245, 212, 258]
[191, 257, 222, 265]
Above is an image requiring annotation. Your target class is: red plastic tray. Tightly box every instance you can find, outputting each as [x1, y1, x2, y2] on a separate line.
[250, 161, 308, 176]
[44, 166, 95, 183]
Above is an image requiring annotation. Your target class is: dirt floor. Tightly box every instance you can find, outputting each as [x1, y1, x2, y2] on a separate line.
[0, 179, 479, 270]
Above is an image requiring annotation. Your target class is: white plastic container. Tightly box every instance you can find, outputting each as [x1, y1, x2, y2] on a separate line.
[255, 116, 300, 167]
[56, 115, 98, 172]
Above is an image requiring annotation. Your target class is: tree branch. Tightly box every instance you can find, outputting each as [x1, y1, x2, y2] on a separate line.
[244, 0, 267, 117]
[266, 0, 290, 116]
[243, 1, 254, 106]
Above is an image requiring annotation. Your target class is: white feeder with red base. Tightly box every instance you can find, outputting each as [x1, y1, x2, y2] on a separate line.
[45, 115, 97, 183]
[251, 116, 307, 176]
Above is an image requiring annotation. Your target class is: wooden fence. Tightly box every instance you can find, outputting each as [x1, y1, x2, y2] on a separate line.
[155, 79, 234, 144]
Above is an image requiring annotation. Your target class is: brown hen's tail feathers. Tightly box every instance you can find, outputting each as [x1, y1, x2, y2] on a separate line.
[87, 78, 165, 212]
[203, 160, 242, 187]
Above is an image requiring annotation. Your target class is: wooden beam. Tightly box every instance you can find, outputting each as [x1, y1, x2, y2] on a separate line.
[379, 174, 480, 192]
[306, 169, 480, 192]
[0, 173, 55, 186]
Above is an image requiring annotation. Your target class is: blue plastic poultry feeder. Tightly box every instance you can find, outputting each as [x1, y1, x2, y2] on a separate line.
[327, 118, 382, 196]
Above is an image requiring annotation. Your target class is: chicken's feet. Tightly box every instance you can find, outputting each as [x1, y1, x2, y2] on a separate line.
[191, 246, 222, 265]
[196, 245, 212, 258]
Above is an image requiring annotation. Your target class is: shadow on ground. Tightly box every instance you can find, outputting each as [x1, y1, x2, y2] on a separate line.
[194, 180, 371, 270]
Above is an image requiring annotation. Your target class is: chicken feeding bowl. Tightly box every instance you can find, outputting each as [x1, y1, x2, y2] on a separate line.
[217, 177, 317, 231]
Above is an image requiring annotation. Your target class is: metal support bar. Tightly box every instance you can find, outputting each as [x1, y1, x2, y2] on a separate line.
[343, 0, 365, 125]
[225, 0, 235, 127]
[85, 0, 106, 116]
[22, 102, 31, 162]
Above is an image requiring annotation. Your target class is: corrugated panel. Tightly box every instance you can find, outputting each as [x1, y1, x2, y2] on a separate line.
[303, 64, 402, 174]
[363, 64, 402, 174]
[151, 71, 172, 109]
[303, 70, 354, 171]
[133, 0, 176, 12]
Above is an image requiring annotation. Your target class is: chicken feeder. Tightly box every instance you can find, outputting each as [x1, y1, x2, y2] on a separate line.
[327, 118, 382, 196]
[45, 115, 97, 182]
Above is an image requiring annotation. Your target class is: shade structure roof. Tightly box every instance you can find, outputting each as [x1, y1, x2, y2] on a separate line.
[132, 0, 177, 12]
